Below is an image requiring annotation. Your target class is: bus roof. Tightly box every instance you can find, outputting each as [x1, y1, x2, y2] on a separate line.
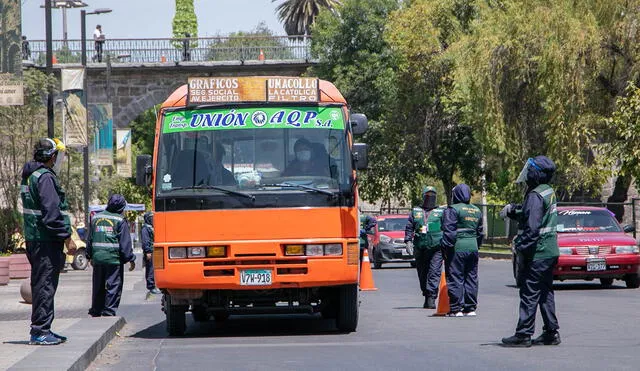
[161, 78, 346, 109]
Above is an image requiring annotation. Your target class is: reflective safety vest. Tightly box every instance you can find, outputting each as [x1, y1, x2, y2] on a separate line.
[530, 184, 559, 260]
[90, 211, 124, 265]
[20, 167, 71, 242]
[412, 207, 444, 249]
[449, 203, 482, 252]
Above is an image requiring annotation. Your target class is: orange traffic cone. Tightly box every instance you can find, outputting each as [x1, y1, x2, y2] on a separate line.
[258, 49, 265, 61]
[52, 54, 58, 64]
[359, 248, 378, 291]
[434, 271, 450, 316]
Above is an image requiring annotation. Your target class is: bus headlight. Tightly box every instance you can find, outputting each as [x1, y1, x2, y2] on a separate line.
[324, 244, 343, 256]
[187, 246, 206, 258]
[169, 247, 187, 259]
[305, 244, 324, 256]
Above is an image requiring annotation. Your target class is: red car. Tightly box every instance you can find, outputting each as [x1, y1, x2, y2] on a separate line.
[512, 206, 640, 288]
[369, 214, 415, 269]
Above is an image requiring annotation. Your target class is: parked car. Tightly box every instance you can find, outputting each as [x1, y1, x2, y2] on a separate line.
[512, 206, 639, 288]
[370, 214, 415, 269]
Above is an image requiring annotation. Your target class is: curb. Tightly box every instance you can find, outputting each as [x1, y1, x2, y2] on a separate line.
[479, 251, 511, 260]
[9, 316, 125, 371]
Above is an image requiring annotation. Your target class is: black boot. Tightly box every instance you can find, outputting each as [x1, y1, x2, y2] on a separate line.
[423, 296, 429, 309]
[501, 334, 532, 347]
[532, 331, 561, 345]
[425, 297, 436, 309]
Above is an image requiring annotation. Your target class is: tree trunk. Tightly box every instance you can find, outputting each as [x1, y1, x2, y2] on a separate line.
[607, 174, 631, 222]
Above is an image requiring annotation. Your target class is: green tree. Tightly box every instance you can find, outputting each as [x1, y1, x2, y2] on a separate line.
[172, 0, 198, 49]
[273, 0, 342, 36]
[206, 22, 294, 61]
[605, 82, 640, 180]
[131, 105, 158, 155]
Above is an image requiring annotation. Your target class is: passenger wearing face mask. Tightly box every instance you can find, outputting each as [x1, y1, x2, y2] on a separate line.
[20, 138, 72, 345]
[282, 138, 330, 177]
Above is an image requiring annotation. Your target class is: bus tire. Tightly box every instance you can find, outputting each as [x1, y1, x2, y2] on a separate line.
[166, 296, 187, 336]
[336, 284, 358, 332]
[192, 305, 209, 322]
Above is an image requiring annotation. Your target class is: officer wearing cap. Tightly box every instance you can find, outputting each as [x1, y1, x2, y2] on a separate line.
[501, 156, 561, 347]
[404, 186, 444, 309]
[20, 138, 71, 345]
[87, 194, 136, 316]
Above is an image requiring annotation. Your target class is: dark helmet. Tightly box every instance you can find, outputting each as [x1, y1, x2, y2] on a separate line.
[33, 138, 59, 163]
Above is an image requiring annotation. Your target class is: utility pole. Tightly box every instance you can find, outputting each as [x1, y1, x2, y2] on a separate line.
[45, 0, 54, 138]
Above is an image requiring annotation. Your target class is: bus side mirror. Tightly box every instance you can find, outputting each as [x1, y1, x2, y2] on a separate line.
[353, 143, 368, 170]
[623, 224, 635, 233]
[136, 155, 152, 187]
[350, 113, 368, 135]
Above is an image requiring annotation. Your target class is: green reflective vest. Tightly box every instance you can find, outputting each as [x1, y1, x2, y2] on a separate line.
[412, 207, 444, 249]
[20, 167, 71, 242]
[450, 203, 482, 252]
[532, 184, 559, 260]
[90, 211, 124, 265]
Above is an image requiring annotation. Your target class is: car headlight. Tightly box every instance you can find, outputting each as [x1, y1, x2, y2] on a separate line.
[558, 247, 573, 255]
[379, 234, 391, 244]
[615, 246, 639, 254]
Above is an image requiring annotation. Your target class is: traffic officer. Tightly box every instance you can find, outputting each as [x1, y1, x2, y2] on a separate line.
[20, 138, 71, 345]
[87, 194, 136, 317]
[501, 156, 561, 347]
[141, 212, 161, 296]
[360, 214, 377, 261]
[404, 186, 444, 309]
[440, 183, 483, 317]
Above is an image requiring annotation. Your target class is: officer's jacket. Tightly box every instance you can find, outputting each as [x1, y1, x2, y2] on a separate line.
[441, 184, 484, 252]
[20, 161, 71, 242]
[87, 211, 135, 265]
[405, 207, 445, 249]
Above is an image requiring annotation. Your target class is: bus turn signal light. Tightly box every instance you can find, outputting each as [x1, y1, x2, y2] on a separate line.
[207, 246, 227, 257]
[284, 244, 305, 256]
[153, 247, 164, 269]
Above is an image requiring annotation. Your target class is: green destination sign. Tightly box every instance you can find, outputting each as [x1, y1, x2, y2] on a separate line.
[163, 107, 345, 133]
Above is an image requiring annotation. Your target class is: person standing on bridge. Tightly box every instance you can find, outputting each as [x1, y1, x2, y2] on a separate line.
[404, 186, 444, 309]
[20, 138, 72, 345]
[93, 24, 105, 62]
[87, 194, 136, 317]
[440, 183, 483, 317]
[501, 156, 561, 347]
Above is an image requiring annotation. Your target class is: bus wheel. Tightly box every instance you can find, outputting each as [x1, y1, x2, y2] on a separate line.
[192, 305, 209, 322]
[166, 296, 187, 336]
[336, 284, 358, 332]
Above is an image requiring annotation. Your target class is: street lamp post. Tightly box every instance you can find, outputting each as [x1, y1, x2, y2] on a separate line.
[45, 0, 54, 138]
[80, 7, 112, 225]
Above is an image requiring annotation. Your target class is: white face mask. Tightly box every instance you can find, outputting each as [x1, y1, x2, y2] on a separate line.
[52, 151, 66, 173]
[296, 150, 311, 161]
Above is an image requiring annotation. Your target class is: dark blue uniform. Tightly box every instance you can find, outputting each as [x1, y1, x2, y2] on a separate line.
[440, 184, 483, 315]
[141, 212, 156, 291]
[86, 195, 135, 317]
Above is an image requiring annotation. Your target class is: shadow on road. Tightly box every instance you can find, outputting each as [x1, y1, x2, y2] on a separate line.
[505, 283, 628, 291]
[130, 314, 348, 340]
[3, 340, 30, 345]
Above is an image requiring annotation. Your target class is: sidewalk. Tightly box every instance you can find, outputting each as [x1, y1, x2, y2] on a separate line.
[0, 254, 146, 371]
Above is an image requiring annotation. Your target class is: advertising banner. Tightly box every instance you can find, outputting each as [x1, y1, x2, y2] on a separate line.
[187, 76, 318, 104]
[61, 69, 87, 146]
[89, 103, 113, 166]
[0, 0, 23, 106]
[115, 129, 132, 177]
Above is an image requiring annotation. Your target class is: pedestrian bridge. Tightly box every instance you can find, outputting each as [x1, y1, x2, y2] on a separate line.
[29, 36, 316, 127]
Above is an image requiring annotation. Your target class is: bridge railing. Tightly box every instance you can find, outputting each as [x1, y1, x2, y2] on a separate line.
[26, 36, 312, 65]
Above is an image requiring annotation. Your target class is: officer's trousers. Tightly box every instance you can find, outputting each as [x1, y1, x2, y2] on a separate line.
[516, 257, 559, 336]
[144, 254, 155, 290]
[414, 248, 443, 298]
[444, 250, 478, 313]
[26, 241, 64, 336]
[89, 263, 124, 316]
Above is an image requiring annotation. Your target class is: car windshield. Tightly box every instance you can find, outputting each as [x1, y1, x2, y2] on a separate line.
[377, 218, 407, 232]
[156, 105, 354, 210]
[557, 209, 622, 233]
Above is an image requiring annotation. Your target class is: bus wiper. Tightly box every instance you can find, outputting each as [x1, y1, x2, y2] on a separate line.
[167, 185, 255, 201]
[262, 183, 336, 197]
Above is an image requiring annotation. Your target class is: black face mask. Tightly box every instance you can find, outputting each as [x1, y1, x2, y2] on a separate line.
[422, 193, 437, 210]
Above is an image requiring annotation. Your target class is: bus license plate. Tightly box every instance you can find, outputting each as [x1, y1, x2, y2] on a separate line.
[587, 258, 606, 272]
[240, 270, 272, 286]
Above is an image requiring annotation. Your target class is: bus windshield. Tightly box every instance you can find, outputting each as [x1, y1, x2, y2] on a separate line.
[155, 105, 354, 210]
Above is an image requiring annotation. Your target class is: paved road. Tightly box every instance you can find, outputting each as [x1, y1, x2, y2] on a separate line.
[88, 259, 640, 371]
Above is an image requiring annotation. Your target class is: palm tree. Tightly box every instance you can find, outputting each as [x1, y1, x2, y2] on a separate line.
[272, 0, 342, 36]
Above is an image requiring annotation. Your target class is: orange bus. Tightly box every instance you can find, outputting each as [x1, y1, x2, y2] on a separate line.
[136, 76, 369, 335]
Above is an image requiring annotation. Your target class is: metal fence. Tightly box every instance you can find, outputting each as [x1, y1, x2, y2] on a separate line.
[25, 36, 312, 65]
[362, 199, 640, 249]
